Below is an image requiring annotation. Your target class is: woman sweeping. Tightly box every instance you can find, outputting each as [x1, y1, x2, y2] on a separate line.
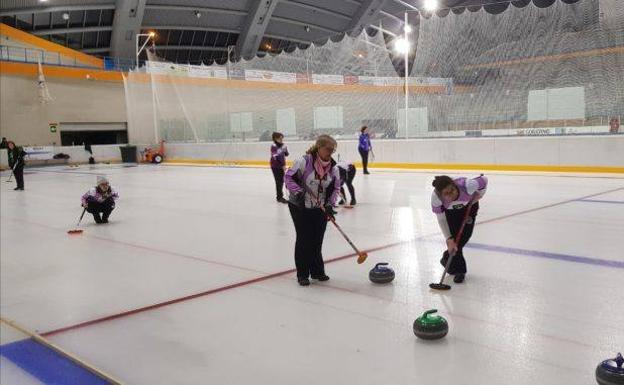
[285, 135, 341, 286]
[431, 174, 488, 283]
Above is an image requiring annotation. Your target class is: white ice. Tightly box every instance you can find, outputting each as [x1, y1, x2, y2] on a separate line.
[1, 164, 623, 384]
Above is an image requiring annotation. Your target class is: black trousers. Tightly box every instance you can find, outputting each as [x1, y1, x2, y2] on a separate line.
[358, 148, 369, 173]
[339, 166, 356, 203]
[271, 167, 285, 200]
[289, 203, 328, 279]
[440, 202, 479, 275]
[13, 165, 24, 189]
[86, 198, 115, 221]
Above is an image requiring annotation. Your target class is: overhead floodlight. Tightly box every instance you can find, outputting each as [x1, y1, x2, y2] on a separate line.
[148, 31, 156, 37]
[404, 24, 412, 33]
[423, 0, 438, 12]
[394, 38, 410, 54]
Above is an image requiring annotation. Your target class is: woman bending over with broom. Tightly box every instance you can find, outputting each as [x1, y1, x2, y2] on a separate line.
[431, 174, 488, 283]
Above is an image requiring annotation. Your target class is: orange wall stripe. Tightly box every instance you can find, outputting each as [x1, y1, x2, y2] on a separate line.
[1, 60, 473, 95]
[464, 45, 624, 70]
[124, 72, 468, 94]
[0, 23, 103, 69]
[0, 61, 122, 82]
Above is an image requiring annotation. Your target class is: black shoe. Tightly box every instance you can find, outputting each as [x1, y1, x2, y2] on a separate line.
[93, 213, 103, 224]
[311, 274, 330, 281]
[298, 278, 310, 286]
[13, 187, 20, 191]
[350, 199, 356, 206]
[363, 171, 370, 175]
[338, 199, 345, 205]
[453, 274, 465, 283]
[101, 217, 109, 224]
[277, 197, 288, 204]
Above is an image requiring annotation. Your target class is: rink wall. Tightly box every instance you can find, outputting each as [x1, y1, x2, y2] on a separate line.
[162, 135, 624, 173]
[1, 133, 622, 174]
[0, 135, 624, 173]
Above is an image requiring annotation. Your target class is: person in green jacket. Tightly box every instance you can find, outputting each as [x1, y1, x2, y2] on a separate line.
[7, 141, 26, 191]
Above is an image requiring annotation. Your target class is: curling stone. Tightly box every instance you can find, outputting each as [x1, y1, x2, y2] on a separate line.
[369, 262, 395, 284]
[596, 353, 624, 385]
[413, 309, 448, 340]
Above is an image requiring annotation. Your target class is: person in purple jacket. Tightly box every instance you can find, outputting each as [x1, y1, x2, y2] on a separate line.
[81, 176, 119, 224]
[358, 126, 372, 175]
[270, 132, 289, 203]
[285, 135, 341, 286]
[431, 174, 488, 283]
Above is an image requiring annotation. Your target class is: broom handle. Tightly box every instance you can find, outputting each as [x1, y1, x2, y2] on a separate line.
[437, 197, 477, 285]
[300, 181, 363, 255]
[452, 198, 476, 254]
[77, 207, 87, 226]
[325, 214, 362, 254]
[7, 162, 17, 181]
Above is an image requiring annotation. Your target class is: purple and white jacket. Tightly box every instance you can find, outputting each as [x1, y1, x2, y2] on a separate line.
[270, 143, 289, 168]
[431, 175, 488, 238]
[81, 187, 119, 205]
[284, 154, 341, 209]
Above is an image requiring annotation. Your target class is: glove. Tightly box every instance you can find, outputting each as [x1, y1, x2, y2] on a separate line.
[82, 202, 88, 208]
[324, 205, 337, 221]
[293, 191, 305, 206]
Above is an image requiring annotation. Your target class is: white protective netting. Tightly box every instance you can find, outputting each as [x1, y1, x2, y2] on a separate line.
[409, 0, 624, 135]
[123, 0, 624, 144]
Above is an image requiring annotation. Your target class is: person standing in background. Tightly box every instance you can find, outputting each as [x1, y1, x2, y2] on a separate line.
[7, 141, 26, 191]
[270, 132, 289, 203]
[337, 160, 356, 206]
[358, 126, 372, 175]
[0, 137, 8, 149]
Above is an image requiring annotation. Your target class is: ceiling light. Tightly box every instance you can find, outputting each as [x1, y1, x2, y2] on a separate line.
[423, 0, 438, 12]
[393, 38, 410, 54]
[404, 24, 412, 33]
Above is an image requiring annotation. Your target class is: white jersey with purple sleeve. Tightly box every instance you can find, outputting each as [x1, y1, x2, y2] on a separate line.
[284, 155, 341, 209]
[431, 175, 488, 239]
[431, 176, 488, 213]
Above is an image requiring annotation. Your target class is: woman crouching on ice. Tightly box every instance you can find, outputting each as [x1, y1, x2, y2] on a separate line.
[431, 174, 487, 283]
[81, 176, 119, 224]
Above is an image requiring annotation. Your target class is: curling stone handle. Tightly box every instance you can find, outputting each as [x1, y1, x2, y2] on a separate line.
[616, 353, 623, 369]
[423, 309, 438, 318]
[374, 263, 389, 269]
